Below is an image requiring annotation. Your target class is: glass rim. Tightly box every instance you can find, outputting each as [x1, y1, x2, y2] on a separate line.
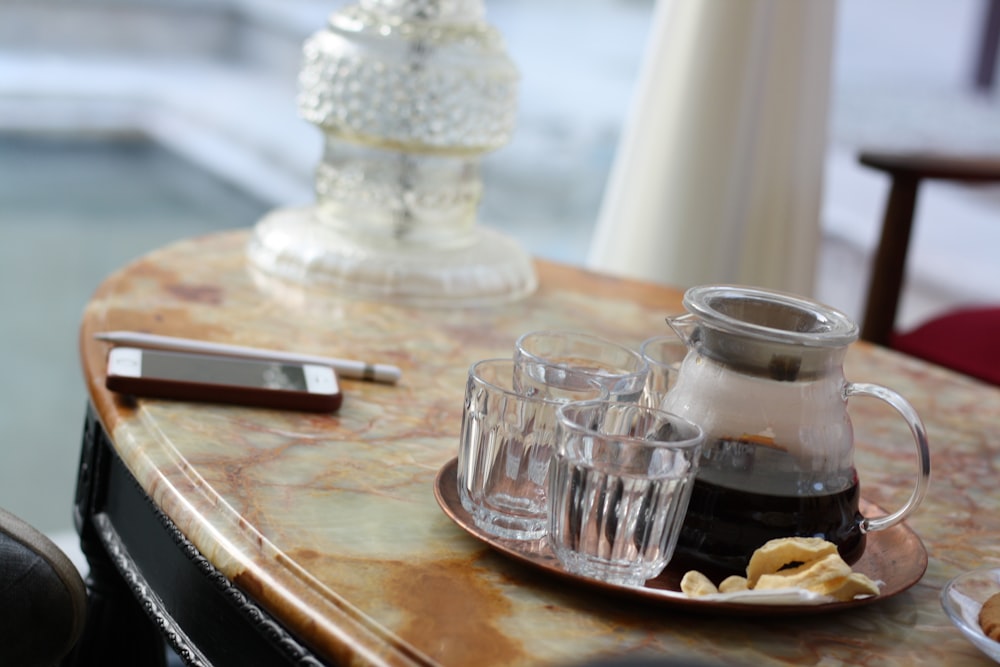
[468, 358, 607, 404]
[555, 399, 704, 449]
[514, 329, 648, 378]
[638, 335, 687, 364]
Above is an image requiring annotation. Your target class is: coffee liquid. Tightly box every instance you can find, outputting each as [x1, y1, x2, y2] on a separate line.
[673, 476, 866, 577]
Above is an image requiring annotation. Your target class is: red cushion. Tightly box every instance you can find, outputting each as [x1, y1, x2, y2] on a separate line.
[890, 306, 1000, 386]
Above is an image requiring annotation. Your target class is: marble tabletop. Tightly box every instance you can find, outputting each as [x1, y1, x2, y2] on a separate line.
[80, 230, 1000, 666]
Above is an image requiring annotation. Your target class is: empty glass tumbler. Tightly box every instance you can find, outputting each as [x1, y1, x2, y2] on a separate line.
[457, 359, 606, 540]
[638, 334, 688, 409]
[513, 330, 648, 403]
[548, 400, 704, 586]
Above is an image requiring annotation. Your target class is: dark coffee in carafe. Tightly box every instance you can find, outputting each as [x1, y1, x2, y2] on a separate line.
[668, 434, 866, 575]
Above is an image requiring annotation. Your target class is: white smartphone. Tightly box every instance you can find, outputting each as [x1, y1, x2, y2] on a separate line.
[106, 347, 342, 413]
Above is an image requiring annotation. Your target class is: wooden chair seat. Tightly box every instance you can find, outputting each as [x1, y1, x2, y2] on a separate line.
[891, 305, 1000, 385]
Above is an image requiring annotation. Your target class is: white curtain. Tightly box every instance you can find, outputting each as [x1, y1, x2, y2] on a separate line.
[587, 0, 837, 294]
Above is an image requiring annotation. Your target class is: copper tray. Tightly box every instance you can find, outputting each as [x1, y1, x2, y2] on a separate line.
[433, 457, 928, 615]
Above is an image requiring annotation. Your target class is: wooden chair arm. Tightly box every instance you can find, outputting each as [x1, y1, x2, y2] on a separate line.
[860, 151, 1000, 183]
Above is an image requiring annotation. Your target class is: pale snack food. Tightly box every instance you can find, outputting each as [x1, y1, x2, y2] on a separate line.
[746, 536, 838, 587]
[681, 537, 880, 602]
[978, 592, 1000, 641]
[834, 572, 885, 601]
[718, 575, 749, 593]
[680, 570, 718, 597]
[754, 553, 853, 595]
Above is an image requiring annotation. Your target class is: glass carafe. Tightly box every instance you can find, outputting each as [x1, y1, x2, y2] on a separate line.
[660, 285, 930, 577]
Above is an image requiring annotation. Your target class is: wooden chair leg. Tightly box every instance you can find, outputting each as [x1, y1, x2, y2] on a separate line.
[975, 0, 1000, 91]
[860, 174, 921, 345]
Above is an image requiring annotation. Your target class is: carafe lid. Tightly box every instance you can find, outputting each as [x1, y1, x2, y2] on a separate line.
[680, 285, 858, 380]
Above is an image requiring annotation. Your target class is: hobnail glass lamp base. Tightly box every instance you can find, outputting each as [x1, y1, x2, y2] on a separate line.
[247, 207, 538, 307]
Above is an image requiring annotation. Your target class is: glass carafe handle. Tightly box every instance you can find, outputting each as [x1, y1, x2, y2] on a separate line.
[845, 382, 931, 533]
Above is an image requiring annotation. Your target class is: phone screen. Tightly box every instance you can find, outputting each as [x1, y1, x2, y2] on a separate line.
[142, 350, 309, 391]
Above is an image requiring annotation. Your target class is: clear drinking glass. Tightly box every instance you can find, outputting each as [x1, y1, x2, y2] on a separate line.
[638, 334, 688, 409]
[548, 400, 704, 586]
[457, 359, 606, 540]
[513, 330, 648, 403]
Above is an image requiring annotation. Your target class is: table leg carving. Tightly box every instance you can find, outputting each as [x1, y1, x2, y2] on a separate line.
[62, 405, 168, 667]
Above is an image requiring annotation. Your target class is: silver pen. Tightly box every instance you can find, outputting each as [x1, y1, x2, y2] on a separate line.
[94, 331, 402, 384]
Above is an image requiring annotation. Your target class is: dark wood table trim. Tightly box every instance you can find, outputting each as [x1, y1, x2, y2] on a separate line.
[62, 404, 326, 667]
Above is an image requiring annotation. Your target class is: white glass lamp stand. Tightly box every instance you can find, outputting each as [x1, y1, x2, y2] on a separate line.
[247, 0, 537, 306]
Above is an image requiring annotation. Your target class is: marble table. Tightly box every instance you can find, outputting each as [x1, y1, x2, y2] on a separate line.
[70, 230, 1000, 666]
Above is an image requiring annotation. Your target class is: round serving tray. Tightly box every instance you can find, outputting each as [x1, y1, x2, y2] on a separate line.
[433, 457, 928, 615]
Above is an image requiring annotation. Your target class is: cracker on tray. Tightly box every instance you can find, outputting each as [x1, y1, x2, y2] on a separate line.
[680, 537, 880, 603]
